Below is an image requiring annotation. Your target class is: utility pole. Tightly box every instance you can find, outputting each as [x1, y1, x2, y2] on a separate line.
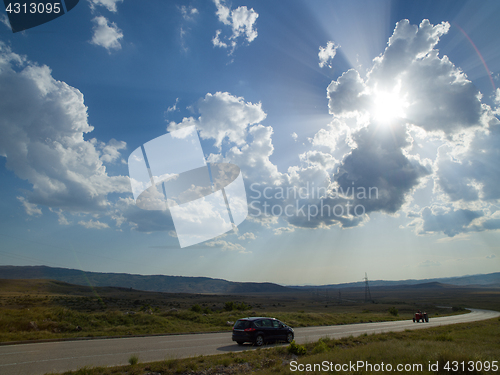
[364, 272, 372, 303]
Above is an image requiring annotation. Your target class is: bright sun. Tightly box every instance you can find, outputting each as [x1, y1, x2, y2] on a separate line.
[372, 88, 408, 124]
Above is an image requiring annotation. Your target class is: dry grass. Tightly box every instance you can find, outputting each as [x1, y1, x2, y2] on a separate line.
[1, 279, 474, 343]
[0, 304, 423, 342]
[3, 279, 496, 374]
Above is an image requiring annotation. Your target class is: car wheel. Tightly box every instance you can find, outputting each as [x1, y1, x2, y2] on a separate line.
[413, 318, 415, 322]
[254, 335, 264, 347]
[286, 332, 294, 343]
[236, 341, 244, 346]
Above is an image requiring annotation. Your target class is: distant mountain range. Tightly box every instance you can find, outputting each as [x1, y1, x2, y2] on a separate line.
[0, 265, 498, 294]
[288, 273, 500, 289]
[0, 265, 289, 294]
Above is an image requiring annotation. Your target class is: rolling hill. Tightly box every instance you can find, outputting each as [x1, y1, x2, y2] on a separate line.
[0, 265, 290, 294]
[289, 273, 500, 289]
[0, 265, 498, 294]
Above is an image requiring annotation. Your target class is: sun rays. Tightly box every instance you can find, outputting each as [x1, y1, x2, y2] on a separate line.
[371, 84, 409, 124]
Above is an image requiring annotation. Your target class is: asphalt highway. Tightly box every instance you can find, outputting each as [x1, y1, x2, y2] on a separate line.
[0, 308, 498, 375]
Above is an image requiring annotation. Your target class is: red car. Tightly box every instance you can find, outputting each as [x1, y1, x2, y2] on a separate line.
[413, 310, 429, 322]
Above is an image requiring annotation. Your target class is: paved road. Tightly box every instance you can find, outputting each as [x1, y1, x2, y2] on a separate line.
[0, 309, 498, 375]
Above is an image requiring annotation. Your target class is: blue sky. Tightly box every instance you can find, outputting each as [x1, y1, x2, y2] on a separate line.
[0, 0, 499, 285]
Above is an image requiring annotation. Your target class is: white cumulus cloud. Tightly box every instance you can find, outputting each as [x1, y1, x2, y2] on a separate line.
[78, 219, 110, 229]
[168, 92, 266, 148]
[89, 0, 123, 13]
[90, 16, 123, 51]
[91, 138, 127, 164]
[319, 41, 339, 68]
[238, 232, 256, 241]
[212, 0, 258, 54]
[17, 196, 42, 216]
[167, 19, 499, 238]
[307, 19, 500, 237]
[0, 42, 129, 216]
[205, 239, 248, 253]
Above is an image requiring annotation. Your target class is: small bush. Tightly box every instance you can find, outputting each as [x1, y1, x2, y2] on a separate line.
[223, 301, 250, 311]
[164, 358, 177, 369]
[434, 333, 454, 342]
[388, 307, 399, 316]
[219, 358, 231, 367]
[72, 366, 101, 375]
[223, 301, 235, 311]
[128, 355, 139, 365]
[288, 340, 307, 355]
[312, 339, 329, 354]
[236, 302, 251, 311]
[190, 304, 202, 313]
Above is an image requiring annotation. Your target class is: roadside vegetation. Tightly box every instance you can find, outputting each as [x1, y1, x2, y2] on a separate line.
[0, 279, 489, 343]
[46, 317, 500, 375]
[0, 301, 439, 342]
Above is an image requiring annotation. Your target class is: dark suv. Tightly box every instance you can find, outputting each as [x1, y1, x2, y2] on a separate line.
[232, 317, 294, 346]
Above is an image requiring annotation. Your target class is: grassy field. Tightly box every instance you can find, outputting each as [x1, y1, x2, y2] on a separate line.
[47, 317, 500, 375]
[0, 279, 483, 343]
[2, 278, 499, 374]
